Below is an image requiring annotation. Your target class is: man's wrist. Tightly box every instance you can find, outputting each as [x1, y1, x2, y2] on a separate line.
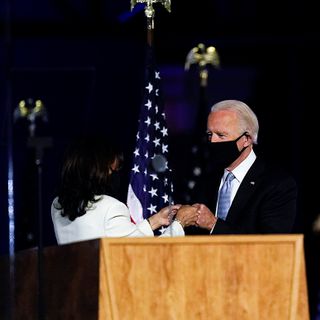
[209, 217, 218, 234]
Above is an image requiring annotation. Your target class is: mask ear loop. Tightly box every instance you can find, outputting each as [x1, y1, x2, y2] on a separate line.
[235, 131, 248, 142]
[242, 131, 253, 149]
[237, 131, 250, 152]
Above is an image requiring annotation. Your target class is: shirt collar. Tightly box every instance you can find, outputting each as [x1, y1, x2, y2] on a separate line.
[228, 149, 256, 183]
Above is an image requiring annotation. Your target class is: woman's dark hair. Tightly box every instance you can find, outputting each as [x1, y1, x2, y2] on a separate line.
[55, 136, 123, 221]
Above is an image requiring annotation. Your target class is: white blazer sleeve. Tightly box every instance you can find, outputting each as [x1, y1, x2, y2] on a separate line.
[159, 220, 185, 237]
[104, 201, 154, 237]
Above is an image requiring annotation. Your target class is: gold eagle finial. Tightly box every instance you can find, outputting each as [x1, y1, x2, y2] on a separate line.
[185, 43, 220, 87]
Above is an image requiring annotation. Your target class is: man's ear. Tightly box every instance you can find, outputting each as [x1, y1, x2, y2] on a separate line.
[244, 133, 252, 146]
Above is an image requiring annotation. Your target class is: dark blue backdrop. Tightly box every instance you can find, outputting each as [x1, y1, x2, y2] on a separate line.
[1, 0, 320, 318]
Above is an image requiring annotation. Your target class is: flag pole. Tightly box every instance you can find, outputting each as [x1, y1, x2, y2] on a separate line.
[127, 0, 174, 234]
[185, 43, 220, 139]
[182, 44, 221, 203]
[130, 0, 171, 46]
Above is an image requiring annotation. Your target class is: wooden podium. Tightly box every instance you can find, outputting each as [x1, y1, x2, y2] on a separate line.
[1, 235, 310, 319]
[98, 235, 309, 320]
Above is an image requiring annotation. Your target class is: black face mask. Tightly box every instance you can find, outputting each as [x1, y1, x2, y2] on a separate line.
[207, 132, 247, 168]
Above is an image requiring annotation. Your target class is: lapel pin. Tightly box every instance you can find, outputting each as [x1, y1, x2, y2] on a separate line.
[250, 181, 255, 185]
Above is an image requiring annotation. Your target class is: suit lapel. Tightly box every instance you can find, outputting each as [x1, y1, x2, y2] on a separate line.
[226, 158, 265, 222]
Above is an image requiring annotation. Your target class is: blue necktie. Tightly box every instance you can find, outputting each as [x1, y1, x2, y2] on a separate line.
[217, 172, 235, 220]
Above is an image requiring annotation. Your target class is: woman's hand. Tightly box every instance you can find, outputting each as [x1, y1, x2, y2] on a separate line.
[147, 204, 182, 230]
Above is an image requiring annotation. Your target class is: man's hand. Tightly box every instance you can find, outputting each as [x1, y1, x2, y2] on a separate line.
[174, 205, 199, 228]
[192, 203, 217, 231]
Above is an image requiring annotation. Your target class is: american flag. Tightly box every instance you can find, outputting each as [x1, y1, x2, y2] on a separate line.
[126, 45, 174, 235]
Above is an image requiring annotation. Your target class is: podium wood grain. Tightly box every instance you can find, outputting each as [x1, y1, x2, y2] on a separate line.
[98, 235, 309, 320]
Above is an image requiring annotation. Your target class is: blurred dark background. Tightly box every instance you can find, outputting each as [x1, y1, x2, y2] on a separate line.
[0, 0, 319, 318]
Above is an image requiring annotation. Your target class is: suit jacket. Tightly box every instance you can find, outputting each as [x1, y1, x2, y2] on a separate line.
[185, 157, 297, 235]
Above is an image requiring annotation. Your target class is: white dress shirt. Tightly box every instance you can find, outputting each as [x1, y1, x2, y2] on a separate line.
[215, 149, 257, 216]
[209, 150, 257, 234]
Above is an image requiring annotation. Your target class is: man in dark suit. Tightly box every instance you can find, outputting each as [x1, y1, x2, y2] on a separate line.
[182, 99, 297, 235]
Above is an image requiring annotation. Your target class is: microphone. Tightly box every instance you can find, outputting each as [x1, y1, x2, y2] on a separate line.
[151, 154, 167, 173]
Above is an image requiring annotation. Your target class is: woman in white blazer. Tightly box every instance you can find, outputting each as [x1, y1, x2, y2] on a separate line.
[51, 136, 198, 245]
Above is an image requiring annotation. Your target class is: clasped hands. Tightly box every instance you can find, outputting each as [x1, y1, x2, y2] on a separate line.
[150, 202, 217, 231]
[153, 203, 216, 230]
[174, 203, 217, 230]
